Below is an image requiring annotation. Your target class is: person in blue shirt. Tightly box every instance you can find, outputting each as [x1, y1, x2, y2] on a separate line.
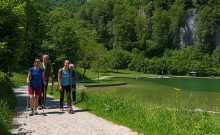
[58, 60, 73, 114]
[69, 64, 78, 105]
[26, 59, 45, 116]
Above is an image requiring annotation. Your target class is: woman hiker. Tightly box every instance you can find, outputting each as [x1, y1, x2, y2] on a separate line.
[27, 59, 45, 116]
[58, 60, 73, 114]
[69, 64, 78, 105]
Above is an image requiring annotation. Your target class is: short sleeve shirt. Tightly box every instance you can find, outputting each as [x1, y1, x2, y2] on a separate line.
[29, 67, 44, 87]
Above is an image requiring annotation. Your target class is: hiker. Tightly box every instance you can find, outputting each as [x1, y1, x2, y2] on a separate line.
[27, 59, 45, 116]
[39, 54, 54, 109]
[58, 60, 73, 113]
[69, 64, 78, 105]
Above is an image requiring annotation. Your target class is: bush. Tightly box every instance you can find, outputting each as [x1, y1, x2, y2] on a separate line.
[0, 72, 17, 134]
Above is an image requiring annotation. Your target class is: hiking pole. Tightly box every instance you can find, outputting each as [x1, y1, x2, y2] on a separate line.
[26, 86, 29, 118]
[43, 84, 46, 116]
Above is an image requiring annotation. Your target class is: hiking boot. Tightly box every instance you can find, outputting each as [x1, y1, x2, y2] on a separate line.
[42, 106, 46, 109]
[38, 106, 42, 110]
[29, 108, 34, 116]
[68, 108, 74, 114]
[34, 108, 38, 115]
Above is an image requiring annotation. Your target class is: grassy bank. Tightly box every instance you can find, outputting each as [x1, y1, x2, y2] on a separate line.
[0, 72, 17, 135]
[76, 89, 220, 134]
[11, 72, 27, 88]
[47, 70, 220, 134]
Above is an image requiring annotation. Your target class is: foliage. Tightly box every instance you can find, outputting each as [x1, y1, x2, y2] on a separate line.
[195, 1, 220, 53]
[0, 0, 24, 72]
[128, 46, 218, 76]
[109, 46, 132, 72]
[128, 48, 145, 72]
[0, 72, 16, 134]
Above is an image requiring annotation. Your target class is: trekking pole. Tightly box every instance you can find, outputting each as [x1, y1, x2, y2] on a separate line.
[26, 86, 29, 118]
[43, 84, 46, 116]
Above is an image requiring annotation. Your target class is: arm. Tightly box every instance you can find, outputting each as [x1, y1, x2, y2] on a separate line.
[58, 69, 62, 91]
[27, 71, 31, 85]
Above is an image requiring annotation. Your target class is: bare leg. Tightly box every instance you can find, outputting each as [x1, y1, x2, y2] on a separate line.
[29, 94, 34, 108]
[34, 95, 39, 109]
[29, 94, 34, 116]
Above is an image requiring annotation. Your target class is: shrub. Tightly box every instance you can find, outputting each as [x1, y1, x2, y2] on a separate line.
[0, 72, 17, 134]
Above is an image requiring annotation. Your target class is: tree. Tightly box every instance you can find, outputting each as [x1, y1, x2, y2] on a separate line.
[76, 28, 101, 78]
[147, 8, 170, 57]
[112, 2, 137, 51]
[195, 2, 220, 53]
[168, 0, 184, 49]
[0, 0, 24, 72]
[212, 47, 220, 76]
[110, 46, 131, 72]
[91, 45, 109, 81]
[128, 48, 145, 72]
[42, 7, 78, 68]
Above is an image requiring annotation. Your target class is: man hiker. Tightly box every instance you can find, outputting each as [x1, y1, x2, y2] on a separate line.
[39, 54, 54, 109]
[69, 64, 78, 105]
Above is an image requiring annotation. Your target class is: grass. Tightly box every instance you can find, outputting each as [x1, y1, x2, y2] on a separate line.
[75, 68, 159, 80]
[76, 89, 220, 134]
[76, 67, 102, 79]
[11, 72, 27, 88]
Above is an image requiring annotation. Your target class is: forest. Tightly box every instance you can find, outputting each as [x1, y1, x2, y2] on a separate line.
[1, 0, 220, 76]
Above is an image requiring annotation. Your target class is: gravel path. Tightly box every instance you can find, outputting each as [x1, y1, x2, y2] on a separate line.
[12, 86, 138, 135]
[94, 76, 113, 80]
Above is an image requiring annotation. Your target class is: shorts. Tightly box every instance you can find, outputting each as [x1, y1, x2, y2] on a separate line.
[28, 86, 41, 95]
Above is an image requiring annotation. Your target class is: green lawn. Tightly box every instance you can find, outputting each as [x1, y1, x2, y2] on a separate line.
[75, 68, 159, 79]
